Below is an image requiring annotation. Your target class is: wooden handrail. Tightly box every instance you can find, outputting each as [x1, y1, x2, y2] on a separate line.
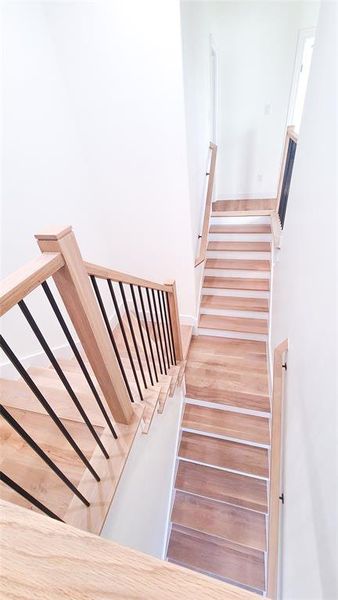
[84, 261, 167, 292]
[195, 142, 218, 267]
[267, 339, 288, 599]
[1, 499, 262, 599]
[35, 226, 134, 425]
[0, 253, 64, 317]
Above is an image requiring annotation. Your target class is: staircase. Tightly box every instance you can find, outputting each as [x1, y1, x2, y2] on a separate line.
[166, 209, 272, 594]
[0, 226, 187, 533]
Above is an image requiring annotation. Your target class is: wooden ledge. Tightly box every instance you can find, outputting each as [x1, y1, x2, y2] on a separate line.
[0, 499, 261, 599]
[34, 226, 73, 241]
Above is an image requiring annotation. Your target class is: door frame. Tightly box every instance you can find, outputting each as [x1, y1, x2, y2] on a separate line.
[286, 27, 316, 129]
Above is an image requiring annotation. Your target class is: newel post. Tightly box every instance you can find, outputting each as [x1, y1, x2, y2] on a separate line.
[164, 279, 183, 362]
[35, 226, 133, 425]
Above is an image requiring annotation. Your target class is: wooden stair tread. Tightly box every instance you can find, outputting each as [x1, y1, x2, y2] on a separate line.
[186, 361, 269, 393]
[0, 374, 107, 428]
[209, 224, 271, 234]
[185, 347, 270, 408]
[171, 491, 266, 551]
[212, 198, 275, 212]
[185, 385, 270, 412]
[201, 295, 269, 313]
[203, 276, 270, 291]
[188, 335, 267, 357]
[208, 241, 270, 252]
[187, 348, 268, 374]
[205, 258, 270, 271]
[175, 461, 268, 512]
[167, 525, 265, 591]
[0, 406, 99, 519]
[185, 387, 269, 413]
[182, 404, 270, 445]
[179, 431, 269, 478]
[199, 314, 268, 335]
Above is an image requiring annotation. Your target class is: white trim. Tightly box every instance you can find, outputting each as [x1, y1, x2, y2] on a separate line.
[286, 27, 316, 129]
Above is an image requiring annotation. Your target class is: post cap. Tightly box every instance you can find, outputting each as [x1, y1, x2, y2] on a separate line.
[34, 226, 72, 241]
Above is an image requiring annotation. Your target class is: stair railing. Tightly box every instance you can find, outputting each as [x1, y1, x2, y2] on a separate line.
[195, 142, 218, 267]
[1, 225, 183, 528]
[85, 263, 182, 403]
[0, 244, 121, 522]
[276, 126, 298, 229]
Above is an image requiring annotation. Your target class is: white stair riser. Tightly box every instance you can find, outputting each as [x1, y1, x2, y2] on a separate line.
[210, 216, 271, 225]
[198, 327, 268, 342]
[200, 307, 269, 319]
[204, 268, 270, 279]
[202, 288, 270, 299]
[206, 250, 271, 260]
[209, 233, 272, 242]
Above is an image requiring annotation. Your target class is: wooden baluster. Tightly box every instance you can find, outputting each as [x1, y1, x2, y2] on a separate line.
[35, 226, 133, 425]
[164, 279, 183, 362]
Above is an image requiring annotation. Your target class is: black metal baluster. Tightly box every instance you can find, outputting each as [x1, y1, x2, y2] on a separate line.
[151, 289, 167, 375]
[146, 287, 163, 375]
[106, 279, 143, 402]
[161, 290, 174, 366]
[90, 276, 135, 403]
[157, 289, 170, 370]
[0, 406, 90, 506]
[0, 472, 64, 521]
[18, 299, 109, 458]
[138, 287, 158, 382]
[42, 281, 117, 439]
[0, 336, 100, 482]
[119, 282, 147, 389]
[130, 284, 154, 386]
[165, 291, 177, 365]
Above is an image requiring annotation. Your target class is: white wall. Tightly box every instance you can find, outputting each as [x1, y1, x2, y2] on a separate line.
[0, 0, 195, 363]
[101, 386, 184, 558]
[180, 2, 211, 253]
[270, 2, 337, 598]
[181, 0, 320, 248]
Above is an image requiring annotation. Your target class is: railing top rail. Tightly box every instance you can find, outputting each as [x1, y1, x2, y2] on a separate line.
[1, 499, 261, 600]
[0, 253, 64, 317]
[84, 261, 167, 292]
[195, 141, 218, 268]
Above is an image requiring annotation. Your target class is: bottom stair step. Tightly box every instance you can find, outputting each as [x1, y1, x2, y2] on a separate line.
[167, 524, 265, 591]
[171, 491, 266, 551]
